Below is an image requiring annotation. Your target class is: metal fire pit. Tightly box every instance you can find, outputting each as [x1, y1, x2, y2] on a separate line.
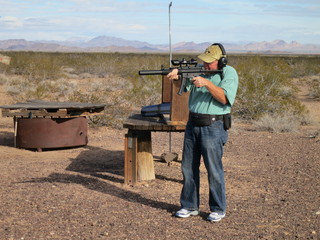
[16, 117, 88, 151]
[0, 100, 106, 151]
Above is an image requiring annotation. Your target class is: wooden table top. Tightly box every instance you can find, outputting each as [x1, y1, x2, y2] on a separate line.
[0, 100, 106, 118]
[123, 113, 186, 132]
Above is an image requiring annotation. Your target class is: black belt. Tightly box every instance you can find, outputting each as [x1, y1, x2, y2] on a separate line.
[189, 112, 224, 126]
[189, 112, 224, 120]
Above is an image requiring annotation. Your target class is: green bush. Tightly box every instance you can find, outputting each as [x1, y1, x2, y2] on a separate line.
[231, 55, 308, 120]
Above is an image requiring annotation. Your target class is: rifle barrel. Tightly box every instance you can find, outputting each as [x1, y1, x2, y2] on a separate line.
[139, 68, 222, 76]
[139, 70, 170, 75]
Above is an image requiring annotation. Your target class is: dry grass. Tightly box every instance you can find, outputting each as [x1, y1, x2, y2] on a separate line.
[253, 112, 301, 132]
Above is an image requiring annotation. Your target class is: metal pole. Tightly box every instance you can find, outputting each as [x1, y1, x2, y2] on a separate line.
[169, 1, 172, 67]
[168, 1, 172, 152]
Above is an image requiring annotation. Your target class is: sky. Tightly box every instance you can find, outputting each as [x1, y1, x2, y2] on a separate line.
[0, 0, 319, 45]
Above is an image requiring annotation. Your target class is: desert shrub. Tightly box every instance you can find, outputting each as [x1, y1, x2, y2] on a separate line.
[5, 52, 62, 81]
[67, 74, 139, 128]
[5, 76, 77, 102]
[309, 75, 320, 100]
[231, 55, 307, 120]
[286, 56, 320, 78]
[57, 52, 166, 109]
[253, 112, 299, 132]
[0, 74, 7, 85]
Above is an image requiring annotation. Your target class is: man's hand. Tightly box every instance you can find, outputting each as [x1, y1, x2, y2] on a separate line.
[166, 69, 179, 80]
[193, 76, 228, 105]
[192, 76, 209, 88]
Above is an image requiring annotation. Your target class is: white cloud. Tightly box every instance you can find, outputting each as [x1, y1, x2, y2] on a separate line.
[63, 0, 153, 13]
[0, 16, 23, 28]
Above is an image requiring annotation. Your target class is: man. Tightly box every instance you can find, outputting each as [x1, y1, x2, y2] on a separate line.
[167, 43, 238, 222]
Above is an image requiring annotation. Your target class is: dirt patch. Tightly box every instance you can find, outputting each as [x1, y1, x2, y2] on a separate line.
[0, 85, 319, 239]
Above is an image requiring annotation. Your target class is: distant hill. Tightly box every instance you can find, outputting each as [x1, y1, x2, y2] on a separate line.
[0, 36, 319, 54]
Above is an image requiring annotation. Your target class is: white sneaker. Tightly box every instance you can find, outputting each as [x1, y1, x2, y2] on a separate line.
[175, 208, 199, 218]
[207, 212, 226, 222]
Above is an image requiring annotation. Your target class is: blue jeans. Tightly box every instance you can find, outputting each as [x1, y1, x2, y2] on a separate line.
[180, 120, 228, 213]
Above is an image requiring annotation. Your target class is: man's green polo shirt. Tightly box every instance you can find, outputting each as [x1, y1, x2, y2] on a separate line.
[185, 65, 238, 115]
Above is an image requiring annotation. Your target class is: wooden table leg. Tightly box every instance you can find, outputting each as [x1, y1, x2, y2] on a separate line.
[124, 129, 155, 185]
[125, 129, 137, 185]
[13, 117, 17, 148]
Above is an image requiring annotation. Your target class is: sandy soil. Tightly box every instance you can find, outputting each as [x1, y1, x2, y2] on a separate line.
[0, 82, 319, 240]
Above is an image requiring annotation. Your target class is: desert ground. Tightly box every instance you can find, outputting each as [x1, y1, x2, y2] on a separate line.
[0, 80, 319, 240]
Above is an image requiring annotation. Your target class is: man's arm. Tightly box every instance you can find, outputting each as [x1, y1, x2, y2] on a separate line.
[192, 76, 228, 105]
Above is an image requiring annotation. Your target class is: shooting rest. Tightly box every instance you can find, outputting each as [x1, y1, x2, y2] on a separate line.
[162, 75, 189, 124]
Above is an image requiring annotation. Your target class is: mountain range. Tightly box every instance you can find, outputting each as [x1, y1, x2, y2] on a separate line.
[0, 36, 319, 54]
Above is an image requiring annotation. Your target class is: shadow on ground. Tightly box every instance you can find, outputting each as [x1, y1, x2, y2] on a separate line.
[24, 145, 179, 213]
[0, 131, 14, 147]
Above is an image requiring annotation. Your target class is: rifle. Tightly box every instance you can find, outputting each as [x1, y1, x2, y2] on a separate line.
[139, 58, 222, 95]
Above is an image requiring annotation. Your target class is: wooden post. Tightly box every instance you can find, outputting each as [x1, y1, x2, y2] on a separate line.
[136, 131, 155, 181]
[13, 116, 17, 148]
[124, 130, 137, 185]
[124, 130, 155, 185]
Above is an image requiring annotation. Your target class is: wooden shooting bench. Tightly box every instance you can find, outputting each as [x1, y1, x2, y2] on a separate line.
[0, 100, 105, 151]
[123, 76, 189, 185]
